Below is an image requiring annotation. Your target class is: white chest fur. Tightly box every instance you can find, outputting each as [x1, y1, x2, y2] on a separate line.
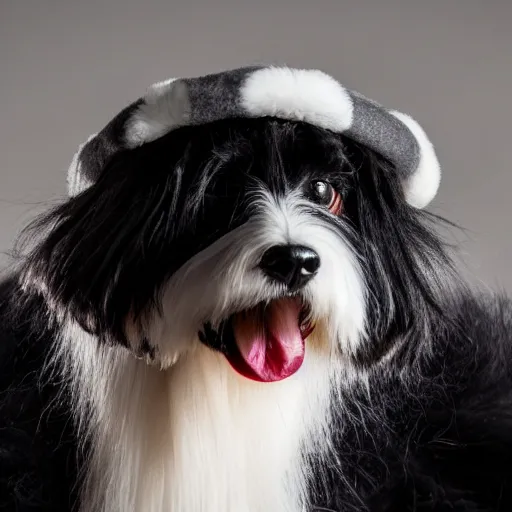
[64, 328, 332, 512]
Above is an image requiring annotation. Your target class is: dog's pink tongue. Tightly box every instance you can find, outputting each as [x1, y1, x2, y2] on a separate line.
[229, 298, 305, 382]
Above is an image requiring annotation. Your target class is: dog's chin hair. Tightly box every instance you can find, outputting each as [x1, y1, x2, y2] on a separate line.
[139, 189, 367, 369]
[58, 320, 338, 512]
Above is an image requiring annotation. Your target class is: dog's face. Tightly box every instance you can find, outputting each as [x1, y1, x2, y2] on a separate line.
[22, 118, 448, 380]
[150, 120, 367, 381]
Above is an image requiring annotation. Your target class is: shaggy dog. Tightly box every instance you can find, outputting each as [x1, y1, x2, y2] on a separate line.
[1, 66, 511, 512]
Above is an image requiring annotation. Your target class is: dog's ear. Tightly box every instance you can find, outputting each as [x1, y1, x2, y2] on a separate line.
[20, 142, 188, 346]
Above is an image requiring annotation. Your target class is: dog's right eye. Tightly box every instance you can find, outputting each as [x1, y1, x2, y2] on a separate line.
[310, 181, 343, 215]
[311, 181, 333, 205]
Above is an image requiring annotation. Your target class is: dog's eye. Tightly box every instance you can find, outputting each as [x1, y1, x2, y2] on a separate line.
[310, 181, 343, 215]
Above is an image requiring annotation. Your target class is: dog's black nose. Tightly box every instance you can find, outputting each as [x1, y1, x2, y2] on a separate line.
[259, 244, 320, 290]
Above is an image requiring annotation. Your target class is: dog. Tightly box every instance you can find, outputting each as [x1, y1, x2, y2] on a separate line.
[1, 66, 512, 512]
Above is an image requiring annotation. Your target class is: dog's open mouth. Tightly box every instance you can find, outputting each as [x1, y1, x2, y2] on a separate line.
[199, 297, 314, 383]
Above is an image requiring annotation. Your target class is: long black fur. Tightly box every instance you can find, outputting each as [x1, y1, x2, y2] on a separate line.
[1, 118, 512, 511]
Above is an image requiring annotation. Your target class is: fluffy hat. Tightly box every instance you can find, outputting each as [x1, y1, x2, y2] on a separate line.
[67, 66, 441, 209]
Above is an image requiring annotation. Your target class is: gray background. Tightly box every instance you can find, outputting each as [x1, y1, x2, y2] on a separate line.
[1, 0, 511, 289]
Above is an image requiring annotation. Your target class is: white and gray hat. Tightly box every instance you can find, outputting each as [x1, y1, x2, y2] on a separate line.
[68, 66, 441, 209]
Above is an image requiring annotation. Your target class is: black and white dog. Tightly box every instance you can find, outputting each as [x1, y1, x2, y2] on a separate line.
[1, 66, 512, 512]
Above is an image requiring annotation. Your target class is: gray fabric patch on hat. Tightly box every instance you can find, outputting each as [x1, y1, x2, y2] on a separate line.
[346, 91, 420, 180]
[185, 66, 260, 126]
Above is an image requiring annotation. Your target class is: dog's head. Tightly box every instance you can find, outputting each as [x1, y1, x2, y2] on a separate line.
[20, 67, 451, 381]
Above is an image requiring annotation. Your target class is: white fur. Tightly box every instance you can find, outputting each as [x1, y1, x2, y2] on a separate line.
[390, 111, 441, 209]
[60, 321, 336, 512]
[241, 67, 354, 133]
[67, 133, 97, 196]
[54, 187, 367, 512]
[125, 78, 190, 147]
